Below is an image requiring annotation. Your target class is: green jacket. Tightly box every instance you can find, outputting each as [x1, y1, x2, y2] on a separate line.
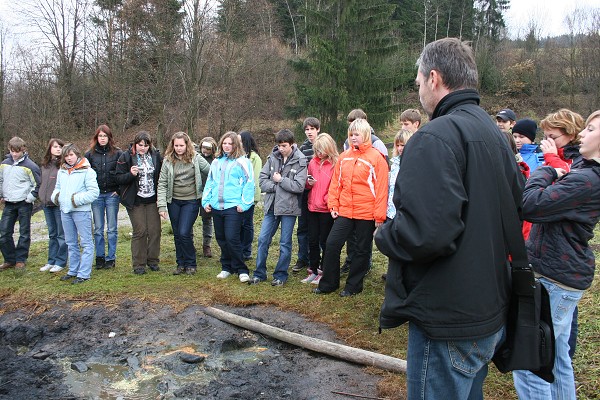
[157, 152, 210, 212]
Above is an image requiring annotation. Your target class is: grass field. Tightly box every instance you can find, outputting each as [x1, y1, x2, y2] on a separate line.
[0, 205, 598, 399]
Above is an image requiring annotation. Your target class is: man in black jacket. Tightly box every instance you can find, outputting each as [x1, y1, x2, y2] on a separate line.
[374, 38, 523, 398]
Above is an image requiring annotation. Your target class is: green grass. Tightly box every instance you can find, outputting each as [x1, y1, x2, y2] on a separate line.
[1, 205, 599, 399]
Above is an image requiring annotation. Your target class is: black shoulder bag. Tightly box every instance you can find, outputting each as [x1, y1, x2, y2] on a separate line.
[482, 131, 556, 383]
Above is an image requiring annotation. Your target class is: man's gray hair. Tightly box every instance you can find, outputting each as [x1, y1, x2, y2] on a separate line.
[416, 38, 478, 91]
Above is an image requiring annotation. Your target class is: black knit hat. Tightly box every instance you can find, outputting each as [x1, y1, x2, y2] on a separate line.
[512, 119, 537, 143]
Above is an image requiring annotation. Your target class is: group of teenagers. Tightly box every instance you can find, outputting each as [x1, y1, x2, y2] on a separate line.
[1, 37, 600, 400]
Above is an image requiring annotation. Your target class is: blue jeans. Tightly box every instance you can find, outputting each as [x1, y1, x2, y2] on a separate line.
[167, 199, 200, 268]
[61, 211, 94, 279]
[91, 192, 120, 261]
[43, 206, 68, 267]
[407, 322, 505, 400]
[213, 207, 248, 275]
[240, 204, 255, 259]
[513, 278, 583, 400]
[296, 191, 309, 263]
[253, 209, 296, 282]
[0, 201, 33, 263]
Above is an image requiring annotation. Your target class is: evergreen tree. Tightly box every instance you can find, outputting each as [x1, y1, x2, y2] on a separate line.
[291, 0, 401, 141]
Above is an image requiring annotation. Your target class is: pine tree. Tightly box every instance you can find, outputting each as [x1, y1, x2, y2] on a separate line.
[291, 0, 400, 141]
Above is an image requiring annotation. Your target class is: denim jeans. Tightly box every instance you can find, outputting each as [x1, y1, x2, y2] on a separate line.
[91, 192, 120, 261]
[0, 201, 33, 263]
[43, 206, 68, 267]
[407, 322, 505, 400]
[167, 199, 200, 268]
[240, 204, 255, 259]
[61, 211, 94, 279]
[513, 278, 583, 400]
[253, 209, 296, 282]
[295, 191, 309, 263]
[212, 207, 248, 275]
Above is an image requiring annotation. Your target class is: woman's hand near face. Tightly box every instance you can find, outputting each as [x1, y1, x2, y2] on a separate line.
[540, 138, 558, 155]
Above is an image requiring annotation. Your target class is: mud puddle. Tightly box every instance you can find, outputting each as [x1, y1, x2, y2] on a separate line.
[0, 300, 382, 399]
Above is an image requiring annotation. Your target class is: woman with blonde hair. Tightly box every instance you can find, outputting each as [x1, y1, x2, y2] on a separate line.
[157, 132, 210, 275]
[313, 119, 388, 296]
[302, 133, 338, 284]
[202, 132, 255, 282]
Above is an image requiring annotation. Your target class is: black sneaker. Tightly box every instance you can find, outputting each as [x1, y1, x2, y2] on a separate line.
[95, 257, 105, 270]
[271, 278, 285, 287]
[291, 260, 308, 273]
[60, 274, 76, 281]
[133, 266, 146, 275]
[148, 264, 160, 272]
[104, 259, 115, 269]
[71, 277, 89, 285]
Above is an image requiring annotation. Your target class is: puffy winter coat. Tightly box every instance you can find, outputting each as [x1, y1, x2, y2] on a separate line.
[523, 160, 600, 290]
[202, 154, 255, 211]
[52, 157, 100, 213]
[328, 142, 388, 223]
[85, 144, 122, 193]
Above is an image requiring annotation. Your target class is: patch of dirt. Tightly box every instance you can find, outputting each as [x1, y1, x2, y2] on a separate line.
[0, 300, 382, 399]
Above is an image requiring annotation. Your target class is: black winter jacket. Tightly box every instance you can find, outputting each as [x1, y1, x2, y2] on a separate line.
[115, 146, 162, 210]
[523, 160, 600, 290]
[375, 89, 523, 340]
[85, 144, 122, 193]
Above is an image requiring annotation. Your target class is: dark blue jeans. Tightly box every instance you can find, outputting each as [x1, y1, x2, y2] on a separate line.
[43, 206, 68, 267]
[213, 207, 248, 275]
[0, 201, 33, 263]
[167, 199, 200, 268]
[240, 204, 255, 259]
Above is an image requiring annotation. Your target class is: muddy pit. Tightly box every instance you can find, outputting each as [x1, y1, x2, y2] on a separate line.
[0, 300, 383, 400]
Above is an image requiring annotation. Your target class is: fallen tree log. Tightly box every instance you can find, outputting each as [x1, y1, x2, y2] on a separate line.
[203, 306, 407, 374]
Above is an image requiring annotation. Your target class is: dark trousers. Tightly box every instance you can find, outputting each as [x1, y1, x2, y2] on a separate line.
[127, 202, 161, 268]
[167, 199, 200, 268]
[240, 204, 255, 259]
[296, 191, 309, 263]
[307, 211, 334, 272]
[0, 201, 33, 263]
[318, 217, 375, 294]
[213, 207, 248, 275]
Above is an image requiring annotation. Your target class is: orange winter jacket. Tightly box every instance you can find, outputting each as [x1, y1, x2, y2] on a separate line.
[328, 142, 388, 223]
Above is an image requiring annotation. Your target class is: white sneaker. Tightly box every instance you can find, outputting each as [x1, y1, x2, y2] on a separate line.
[216, 271, 231, 279]
[301, 273, 318, 283]
[40, 264, 52, 272]
[239, 273, 250, 283]
[49, 265, 64, 273]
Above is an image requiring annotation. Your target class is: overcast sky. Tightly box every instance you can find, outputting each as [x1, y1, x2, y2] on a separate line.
[504, 0, 598, 38]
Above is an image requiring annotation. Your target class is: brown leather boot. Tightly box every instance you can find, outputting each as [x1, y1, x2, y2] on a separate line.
[0, 262, 15, 270]
[203, 245, 212, 258]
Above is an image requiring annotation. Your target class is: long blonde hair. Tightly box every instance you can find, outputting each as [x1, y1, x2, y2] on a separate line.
[313, 133, 339, 165]
[164, 132, 195, 163]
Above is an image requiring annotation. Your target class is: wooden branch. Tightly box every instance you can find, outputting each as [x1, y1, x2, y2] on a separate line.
[203, 306, 407, 374]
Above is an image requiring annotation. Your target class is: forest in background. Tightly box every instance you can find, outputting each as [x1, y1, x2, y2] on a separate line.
[0, 0, 599, 162]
